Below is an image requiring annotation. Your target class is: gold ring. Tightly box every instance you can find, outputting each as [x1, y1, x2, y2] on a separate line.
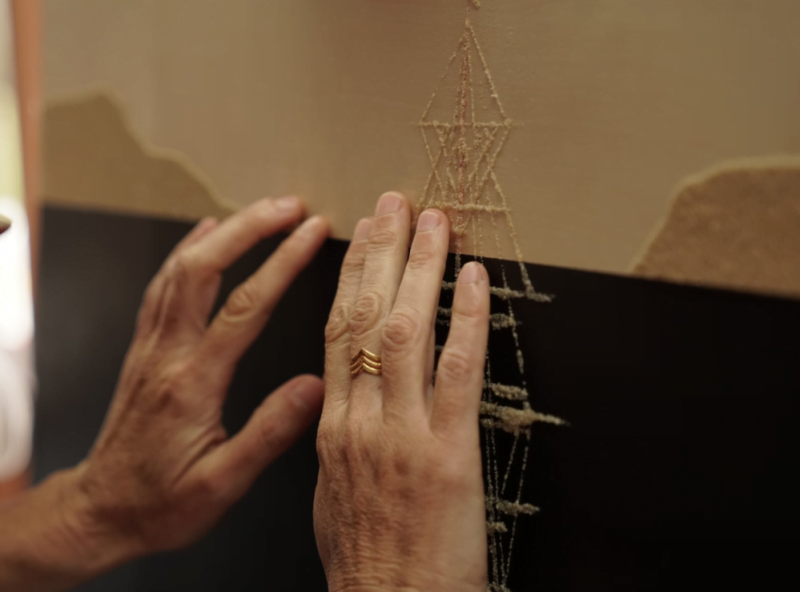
[350, 348, 382, 377]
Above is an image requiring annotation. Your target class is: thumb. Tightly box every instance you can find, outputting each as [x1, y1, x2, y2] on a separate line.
[203, 374, 324, 500]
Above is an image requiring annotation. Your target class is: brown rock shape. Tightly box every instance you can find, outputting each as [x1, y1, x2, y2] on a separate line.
[43, 92, 235, 221]
[633, 156, 800, 299]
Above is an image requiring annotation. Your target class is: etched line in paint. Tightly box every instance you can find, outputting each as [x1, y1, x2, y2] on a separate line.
[486, 382, 529, 401]
[420, 7, 566, 590]
[486, 497, 541, 517]
[480, 401, 568, 435]
[486, 521, 508, 534]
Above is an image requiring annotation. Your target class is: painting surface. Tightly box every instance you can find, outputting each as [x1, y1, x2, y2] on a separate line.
[41, 0, 800, 293]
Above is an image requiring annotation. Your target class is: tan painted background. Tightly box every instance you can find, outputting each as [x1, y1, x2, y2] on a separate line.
[41, 0, 800, 287]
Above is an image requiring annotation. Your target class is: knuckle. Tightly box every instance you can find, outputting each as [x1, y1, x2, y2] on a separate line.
[158, 299, 184, 335]
[170, 253, 196, 285]
[315, 419, 337, 464]
[418, 453, 441, 482]
[256, 416, 282, 451]
[433, 454, 469, 490]
[135, 286, 160, 333]
[325, 304, 351, 345]
[347, 237, 369, 258]
[406, 244, 435, 270]
[381, 310, 420, 353]
[315, 440, 330, 468]
[339, 248, 365, 279]
[148, 363, 190, 413]
[349, 290, 386, 338]
[368, 217, 398, 250]
[272, 234, 302, 263]
[452, 297, 486, 323]
[166, 361, 194, 395]
[315, 417, 333, 446]
[411, 447, 459, 488]
[140, 279, 161, 314]
[222, 282, 261, 321]
[388, 446, 413, 478]
[437, 346, 475, 386]
[249, 204, 279, 229]
[370, 229, 396, 251]
[149, 256, 197, 333]
[194, 471, 222, 499]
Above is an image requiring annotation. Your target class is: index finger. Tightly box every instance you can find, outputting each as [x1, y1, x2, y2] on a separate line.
[143, 197, 306, 344]
[186, 196, 305, 273]
[135, 216, 219, 339]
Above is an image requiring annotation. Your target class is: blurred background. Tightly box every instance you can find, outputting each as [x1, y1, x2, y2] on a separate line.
[0, 0, 35, 497]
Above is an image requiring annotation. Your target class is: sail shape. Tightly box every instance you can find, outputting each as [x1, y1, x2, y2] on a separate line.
[418, 13, 566, 591]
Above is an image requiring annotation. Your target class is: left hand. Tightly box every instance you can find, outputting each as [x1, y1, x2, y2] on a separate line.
[0, 197, 331, 592]
[77, 197, 330, 555]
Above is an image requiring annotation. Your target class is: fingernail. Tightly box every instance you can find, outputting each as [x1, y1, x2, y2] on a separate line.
[375, 192, 403, 216]
[458, 262, 484, 284]
[298, 215, 326, 237]
[290, 378, 323, 410]
[353, 218, 372, 241]
[416, 210, 441, 232]
[198, 217, 217, 231]
[276, 196, 299, 211]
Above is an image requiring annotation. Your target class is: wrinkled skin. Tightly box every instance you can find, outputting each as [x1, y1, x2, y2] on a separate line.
[0, 197, 329, 591]
[0, 192, 491, 592]
[80, 197, 330, 552]
[314, 192, 490, 592]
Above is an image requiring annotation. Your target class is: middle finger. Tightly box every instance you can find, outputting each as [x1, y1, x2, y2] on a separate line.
[381, 209, 449, 415]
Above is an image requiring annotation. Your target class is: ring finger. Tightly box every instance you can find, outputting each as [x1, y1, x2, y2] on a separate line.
[347, 192, 411, 399]
[322, 218, 373, 415]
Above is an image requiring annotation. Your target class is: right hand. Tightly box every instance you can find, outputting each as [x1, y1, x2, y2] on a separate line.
[314, 192, 490, 592]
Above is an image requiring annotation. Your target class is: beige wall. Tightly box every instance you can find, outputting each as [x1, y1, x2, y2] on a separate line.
[40, 0, 800, 287]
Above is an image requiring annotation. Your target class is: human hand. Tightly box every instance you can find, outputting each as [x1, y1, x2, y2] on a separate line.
[314, 192, 491, 592]
[75, 198, 329, 557]
[0, 197, 331, 592]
